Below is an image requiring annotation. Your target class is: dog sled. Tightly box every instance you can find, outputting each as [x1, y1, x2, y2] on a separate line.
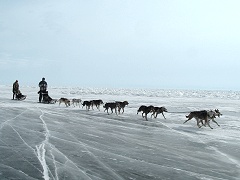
[41, 91, 56, 104]
[14, 91, 27, 100]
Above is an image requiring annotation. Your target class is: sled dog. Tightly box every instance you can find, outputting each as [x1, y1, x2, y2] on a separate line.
[72, 98, 82, 107]
[203, 109, 222, 128]
[151, 106, 168, 119]
[103, 102, 120, 115]
[59, 98, 71, 107]
[91, 99, 104, 110]
[116, 101, 129, 114]
[184, 109, 222, 129]
[137, 105, 155, 120]
[82, 100, 92, 110]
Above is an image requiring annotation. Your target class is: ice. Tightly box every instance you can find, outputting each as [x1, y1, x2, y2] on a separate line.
[0, 85, 240, 180]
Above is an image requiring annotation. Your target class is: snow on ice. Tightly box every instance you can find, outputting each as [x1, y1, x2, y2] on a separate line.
[0, 85, 240, 180]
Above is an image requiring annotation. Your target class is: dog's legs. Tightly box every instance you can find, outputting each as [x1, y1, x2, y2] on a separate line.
[199, 119, 206, 127]
[145, 113, 148, 121]
[105, 108, 110, 114]
[115, 108, 118, 115]
[212, 119, 220, 126]
[162, 112, 166, 119]
[206, 119, 213, 129]
[196, 118, 202, 128]
[119, 107, 123, 114]
[118, 107, 121, 114]
[151, 112, 154, 118]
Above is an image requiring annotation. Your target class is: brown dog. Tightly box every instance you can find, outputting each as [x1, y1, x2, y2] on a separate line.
[59, 98, 70, 107]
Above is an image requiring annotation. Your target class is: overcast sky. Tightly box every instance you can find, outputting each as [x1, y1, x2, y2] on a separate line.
[0, 0, 239, 90]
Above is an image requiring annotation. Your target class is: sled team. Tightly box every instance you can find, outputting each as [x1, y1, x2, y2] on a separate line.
[11, 78, 223, 129]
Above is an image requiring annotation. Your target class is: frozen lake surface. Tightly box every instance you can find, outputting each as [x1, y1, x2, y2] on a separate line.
[0, 85, 240, 180]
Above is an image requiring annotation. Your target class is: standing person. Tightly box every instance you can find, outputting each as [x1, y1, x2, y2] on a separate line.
[12, 80, 19, 100]
[38, 77, 47, 102]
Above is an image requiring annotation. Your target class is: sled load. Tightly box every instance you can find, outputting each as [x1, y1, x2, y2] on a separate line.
[41, 91, 56, 104]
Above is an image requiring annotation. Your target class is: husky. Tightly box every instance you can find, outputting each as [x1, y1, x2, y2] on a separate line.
[82, 100, 92, 110]
[59, 98, 71, 107]
[91, 99, 104, 110]
[203, 109, 222, 127]
[72, 98, 82, 107]
[184, 109, 222, 129]
[116, 101, 129, 114]
[151, 106, 168, 119]
[137, 105, 155, 120]
[103, 102, 120, 115]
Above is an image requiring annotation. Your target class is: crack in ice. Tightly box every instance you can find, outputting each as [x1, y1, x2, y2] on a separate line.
[0, 137, 43, 174]
[36, 108, 50, 180]
[50, 148, 59, 180]
[1, 163, 39, 180]
[65, 131, 125, 180]
[0, 109, 28, 130]
[159, 120, 240, 174]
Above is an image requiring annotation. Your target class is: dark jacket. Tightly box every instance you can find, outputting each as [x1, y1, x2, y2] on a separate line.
[13, 81, 19, 93]
[39, 80, 47, 91]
